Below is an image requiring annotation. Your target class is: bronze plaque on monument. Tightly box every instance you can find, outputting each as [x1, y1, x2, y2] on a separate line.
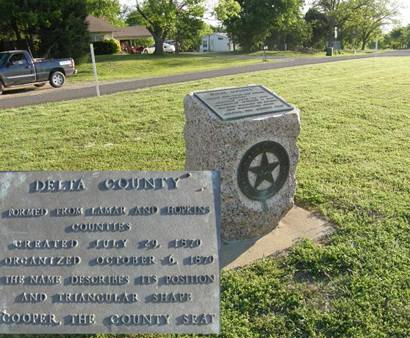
[193, 85, 293, 121]
[0, 171, 220, 334]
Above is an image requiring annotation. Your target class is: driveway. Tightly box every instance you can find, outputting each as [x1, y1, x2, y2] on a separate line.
[1, 50, 409, 109]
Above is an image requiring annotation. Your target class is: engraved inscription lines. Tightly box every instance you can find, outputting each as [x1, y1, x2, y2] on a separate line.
[194, 85, 293, 121]
[0, 172, 219, 332]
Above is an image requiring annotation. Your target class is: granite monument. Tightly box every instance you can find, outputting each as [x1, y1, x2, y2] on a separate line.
[184, 85, 300, 240]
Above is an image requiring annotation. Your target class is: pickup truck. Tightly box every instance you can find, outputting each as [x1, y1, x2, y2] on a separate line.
[0, 50, 77, 94]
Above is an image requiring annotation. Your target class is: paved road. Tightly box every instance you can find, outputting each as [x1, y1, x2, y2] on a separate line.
[1, 50, 409, 109]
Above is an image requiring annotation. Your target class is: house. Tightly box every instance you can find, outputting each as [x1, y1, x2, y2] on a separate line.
[113, 26, 152, 52]
[113, 26, 152, 41]
[200, 33, 232, 52]
[86, 15, 118, 42]
[85, 15, 152, 51]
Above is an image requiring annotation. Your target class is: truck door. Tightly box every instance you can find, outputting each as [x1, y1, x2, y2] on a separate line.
[3, 52, 36, 86]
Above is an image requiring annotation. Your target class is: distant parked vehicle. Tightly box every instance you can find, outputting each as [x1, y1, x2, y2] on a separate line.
[164, 40, 177, 47]
[163, 43, 176, 53]
[122, 44, 145, 54]
[131, 46, 145, 54]
[142, 46, 155, 54]
[142, 43, 176, 55]
[0, 50, 77, 94]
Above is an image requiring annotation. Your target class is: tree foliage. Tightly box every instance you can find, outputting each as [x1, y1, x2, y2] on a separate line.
[85, 0, 123, 26]
[92, 38, 120, 55]
[215, 0, 400, 51]
[214, 0, 241, 49]
[266, 1, 311, 50]
[173, 8, 207, 52]
[383, 25, 410, 49]
[0, 0, 89, 61]
[312, 0, 399, 49]
[216, 0, 305, 52]
[350, 0, 398, 49]
[130, 0, 205, 55]
[305, 7, 331, 48]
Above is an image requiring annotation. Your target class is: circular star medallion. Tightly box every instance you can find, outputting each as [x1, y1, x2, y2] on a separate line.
[237, 141, 290, 202]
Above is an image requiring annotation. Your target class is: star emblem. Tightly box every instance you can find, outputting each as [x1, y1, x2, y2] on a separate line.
[237, 140, 290, 207]
[249, 152, 279, 189]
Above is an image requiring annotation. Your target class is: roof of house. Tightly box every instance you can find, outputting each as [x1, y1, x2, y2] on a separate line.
[113, 26, 152, 40]
[86, 15, 118, 33]
[204, 33, 229, 38]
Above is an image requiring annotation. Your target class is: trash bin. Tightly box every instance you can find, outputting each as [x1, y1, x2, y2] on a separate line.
[326, 47, 334, 56]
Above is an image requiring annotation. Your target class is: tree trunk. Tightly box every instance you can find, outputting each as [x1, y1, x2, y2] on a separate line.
[12, 21, 23, 46]
[175, 34, 181, 54]
[362, 30, 373, 50]
[361, 35, 368, 50]
[28, 31, 35, 53]
[154, 36, 164, 55]
[230, 34, 236, 52]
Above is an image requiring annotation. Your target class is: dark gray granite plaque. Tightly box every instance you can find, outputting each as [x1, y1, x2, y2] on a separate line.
[0, 171, 220, 334]
[193, 85, 293, 121]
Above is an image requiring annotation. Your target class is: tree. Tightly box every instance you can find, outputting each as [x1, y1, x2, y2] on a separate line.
[384, 25, 410, 49]
[0, 0, 41, 51]
[305, 7, 330, 48]
[348, 0, 399, 49]
[215, 0, 305, 52]
[37, 0, 90, 60]
[174, 11, 207, 52]
[312, 0, 399, 49]
[266, 0, 309, 50]
[214, 0, 241, 50]
[312, 0, 363, 48]
[173, 1, 206, 53]
[131, 0, 205, 55]
[0, 0, 89, 61]
[86, 0, 123, 26]
[267, 16, 311, 50]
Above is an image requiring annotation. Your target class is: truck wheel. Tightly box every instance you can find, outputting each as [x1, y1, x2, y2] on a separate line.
[0, 82, 3, 95]
[49, 71, 65, 88]
[34, 82, 46, 88]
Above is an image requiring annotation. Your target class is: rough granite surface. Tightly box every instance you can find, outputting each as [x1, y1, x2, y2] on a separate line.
[184, 87, 301, 240]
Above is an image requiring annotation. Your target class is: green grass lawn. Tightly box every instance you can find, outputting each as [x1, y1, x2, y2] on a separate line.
[1, 56, 409, 337]
[71, 50, 387, 84]
[72, 53, 262, 83]
[249, 49, 387, 58]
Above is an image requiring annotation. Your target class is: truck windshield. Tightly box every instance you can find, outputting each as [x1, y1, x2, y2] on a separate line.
[0, 52, 9, 65]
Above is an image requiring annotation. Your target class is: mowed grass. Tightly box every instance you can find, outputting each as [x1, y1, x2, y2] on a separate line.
[1, 57, 410, 337]
[72, 53, 262, 83]
[72, 50, 386, 84]
[250, 49, 386, 58]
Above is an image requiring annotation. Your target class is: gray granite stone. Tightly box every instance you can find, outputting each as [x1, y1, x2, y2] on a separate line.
[184, 85, 300, 240]
[0, 171, 220, 335]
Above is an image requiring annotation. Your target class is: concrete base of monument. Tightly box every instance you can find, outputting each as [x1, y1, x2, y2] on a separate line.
[221, 206, 335, 270]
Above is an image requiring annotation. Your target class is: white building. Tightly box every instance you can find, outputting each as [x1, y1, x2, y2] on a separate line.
[200, 33, 232, 52]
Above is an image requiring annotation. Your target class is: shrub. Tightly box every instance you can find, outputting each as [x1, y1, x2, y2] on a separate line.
[93, 39, 120, 55]
[132, 37, 154, 47]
